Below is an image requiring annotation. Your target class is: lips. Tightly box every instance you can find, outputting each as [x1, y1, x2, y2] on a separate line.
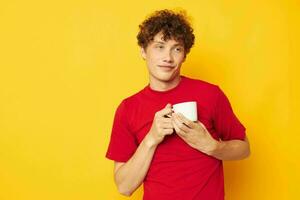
[158, 65, 175, 68]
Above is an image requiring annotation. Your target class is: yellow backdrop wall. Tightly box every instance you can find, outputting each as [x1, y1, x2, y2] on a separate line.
[0, 0, 299, 199]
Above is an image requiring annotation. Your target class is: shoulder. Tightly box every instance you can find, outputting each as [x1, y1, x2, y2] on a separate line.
[183, 76, 221, 95]
[117, 86, 147, 110]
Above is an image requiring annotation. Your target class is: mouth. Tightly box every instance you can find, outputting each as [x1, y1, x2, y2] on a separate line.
[158, 65, 175, 69]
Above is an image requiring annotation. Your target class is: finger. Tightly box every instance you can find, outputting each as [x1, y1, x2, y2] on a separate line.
[162, 122, 173, 129]
[161, 118, 172, 123]
[172, 114, 191, 132]
[177, 113, 196, 129]
[197, 121, 207, 130]
[163, 128, 174, 135]
[157, 103, 173, 117]
[156, 118, 172, 129]
[164, 113, 172, 118]
[172, 119, 187, 136]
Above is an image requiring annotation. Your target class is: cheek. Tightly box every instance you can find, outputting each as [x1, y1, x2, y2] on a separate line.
[147, 54, 160, 64]
[175, 55, 185, 63]
[146, 56, 157, 69]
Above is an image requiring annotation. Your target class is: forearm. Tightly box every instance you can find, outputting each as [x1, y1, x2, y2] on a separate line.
[115, 134, 157, 196]
[209, 138, 250, 160]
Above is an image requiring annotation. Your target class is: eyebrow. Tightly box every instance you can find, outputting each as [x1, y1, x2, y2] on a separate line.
[153, 40, 183, 47]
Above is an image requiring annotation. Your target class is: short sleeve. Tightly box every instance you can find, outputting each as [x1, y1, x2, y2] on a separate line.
[213, 87, 246, 141]
[105, 100, 138, 162]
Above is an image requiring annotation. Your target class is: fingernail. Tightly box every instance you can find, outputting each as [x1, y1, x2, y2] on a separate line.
[164, 113, 171, 118]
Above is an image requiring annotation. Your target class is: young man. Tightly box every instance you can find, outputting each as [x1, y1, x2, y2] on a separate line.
[106, 9, 250, 200]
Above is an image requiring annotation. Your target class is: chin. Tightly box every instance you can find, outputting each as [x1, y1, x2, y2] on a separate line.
[156, 73, 176, 82]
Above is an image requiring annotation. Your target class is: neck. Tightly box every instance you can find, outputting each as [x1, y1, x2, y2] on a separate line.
[149, 75, 181, 92]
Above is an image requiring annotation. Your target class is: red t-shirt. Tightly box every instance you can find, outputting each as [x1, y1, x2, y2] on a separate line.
[106, 76, 246, 200]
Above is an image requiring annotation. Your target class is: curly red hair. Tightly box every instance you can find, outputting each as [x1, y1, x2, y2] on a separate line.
[137, 9, 195, 55]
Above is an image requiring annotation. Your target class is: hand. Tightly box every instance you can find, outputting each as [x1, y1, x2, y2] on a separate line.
[171, 113, 218, 155]
[147, 104, 174, 147]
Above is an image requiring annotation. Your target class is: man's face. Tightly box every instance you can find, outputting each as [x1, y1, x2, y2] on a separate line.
[141, 32, 186, 83]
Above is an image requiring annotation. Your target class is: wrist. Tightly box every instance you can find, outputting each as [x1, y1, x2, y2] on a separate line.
[206, 139, 223, 157]
[144, 132, 159, 149]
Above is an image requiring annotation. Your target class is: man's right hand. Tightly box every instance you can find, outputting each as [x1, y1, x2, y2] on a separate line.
[114, 104, 173, 196]
[146, 103, 174, 147]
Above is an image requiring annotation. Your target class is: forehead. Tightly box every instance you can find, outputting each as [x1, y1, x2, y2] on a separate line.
[152, 32, 183, 46]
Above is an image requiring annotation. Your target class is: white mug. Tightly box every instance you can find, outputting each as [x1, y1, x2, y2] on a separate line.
[172, 101, 198, 122]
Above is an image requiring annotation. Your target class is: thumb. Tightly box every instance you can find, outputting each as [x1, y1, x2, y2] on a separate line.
[158, 103, 173, 117]
[165, 103, 171, 108]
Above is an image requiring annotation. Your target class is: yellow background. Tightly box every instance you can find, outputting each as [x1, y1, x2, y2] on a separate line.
[0, 0, 299, 199]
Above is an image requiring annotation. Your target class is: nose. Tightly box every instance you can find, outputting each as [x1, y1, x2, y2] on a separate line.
[163, 50, 174, 63]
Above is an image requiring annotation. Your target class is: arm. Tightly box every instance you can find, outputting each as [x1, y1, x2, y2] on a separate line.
[209, 87, 250, 160]
[114, 134, 157, 196]
[114, 104, 173, 196]
[172, 113, 250, 161]
[209, 136, 250, 160]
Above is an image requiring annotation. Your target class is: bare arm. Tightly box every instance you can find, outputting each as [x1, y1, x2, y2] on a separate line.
[209, 136, 250, 160]
[114, 134, 157, 196]
[172, 113, 250, 161]
[114, 104, 173, 196]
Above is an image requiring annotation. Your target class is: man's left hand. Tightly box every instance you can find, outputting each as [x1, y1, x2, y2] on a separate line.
[171, 113, 219, 155]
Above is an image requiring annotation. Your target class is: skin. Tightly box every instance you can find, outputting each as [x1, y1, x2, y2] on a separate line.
[140, 31, 186, 92]
[113, 31, 250, 196]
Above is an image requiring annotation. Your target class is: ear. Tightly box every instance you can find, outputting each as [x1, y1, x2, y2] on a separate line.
[140, 47, 146, 60]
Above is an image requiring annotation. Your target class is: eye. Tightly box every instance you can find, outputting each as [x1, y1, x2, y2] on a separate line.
[174, 47, 183, 52]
